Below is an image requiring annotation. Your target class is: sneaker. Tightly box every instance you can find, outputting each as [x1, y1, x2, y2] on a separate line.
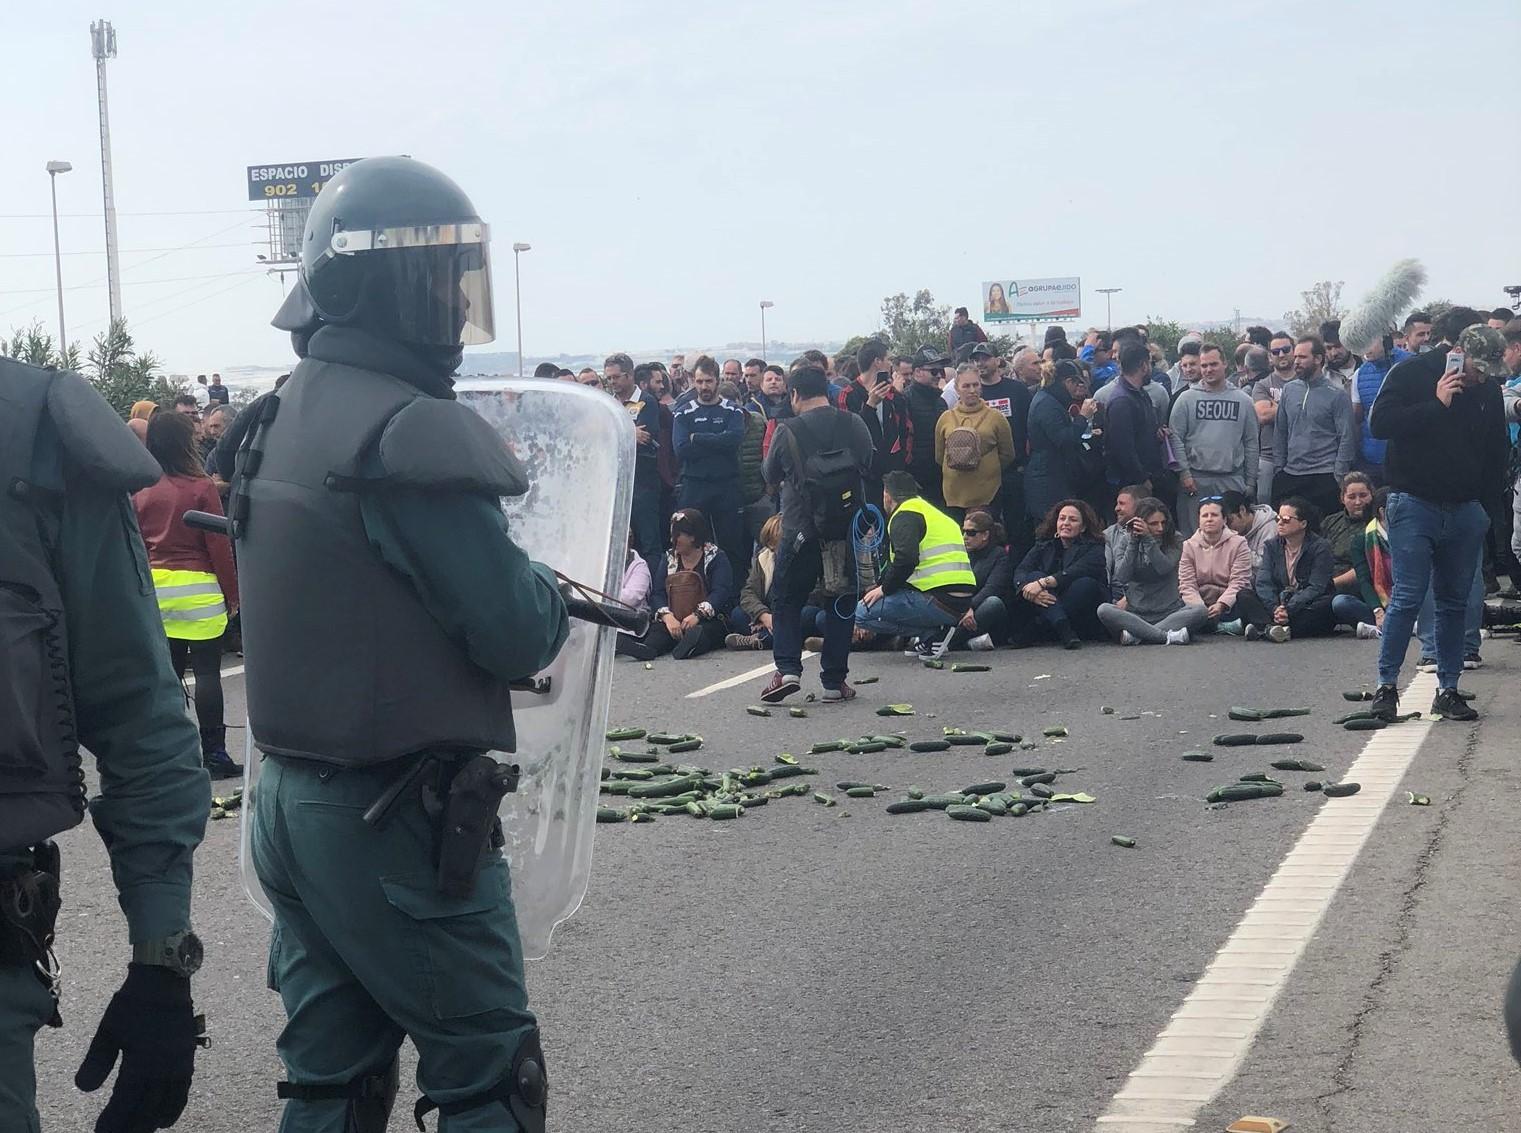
[1463, 653, 1483, 670]
[1164, 628, 1190, 646]
[803, 636, 824, 653]
[1063, 636, 1083, 650]
[1217, 618, 1244, 636]
[909, 636, 949, 661]
[904, 638, 929, 658]
[1244, 624, 1262, 641]
[1416, 656, 1437, 673]
[204, 749, 243, 780]
[820, 682, 856, 703]
[725, 633, 764, 651]
[759, 671, 800, 703]
[1355, 622, 1382, 640]
[1118, 630, 1138, 646]
[1430, 688, 1478, 722]
[967, 633, 995, 651]
[1267, 625, 1291, 643]
[1369, 683, 1400, 722]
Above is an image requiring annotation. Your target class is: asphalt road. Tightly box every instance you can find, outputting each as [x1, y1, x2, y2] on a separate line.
[30, 630, 1521, 1132]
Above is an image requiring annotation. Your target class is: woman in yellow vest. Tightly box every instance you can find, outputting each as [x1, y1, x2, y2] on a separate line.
[133, 411, 242, 778]
[856, 471, 977, 660]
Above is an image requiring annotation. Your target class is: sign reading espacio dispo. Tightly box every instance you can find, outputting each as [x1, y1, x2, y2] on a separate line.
[981, 277, 1082, 323]
[245, 159, 363, 202]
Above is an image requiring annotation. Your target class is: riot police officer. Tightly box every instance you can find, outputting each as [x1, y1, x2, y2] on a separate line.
[234, 157, 567, 1132]
[1, 357, 210, 1130]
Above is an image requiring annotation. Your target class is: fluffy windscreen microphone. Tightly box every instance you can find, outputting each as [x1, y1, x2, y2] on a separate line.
[1340, 258, 1428, 355]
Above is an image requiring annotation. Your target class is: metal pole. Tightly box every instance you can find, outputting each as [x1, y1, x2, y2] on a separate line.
[49, 173, 67, 352]
[514, 248, 524, 377]
[760, 305, 767, 361]
[91, 21, 122, 326]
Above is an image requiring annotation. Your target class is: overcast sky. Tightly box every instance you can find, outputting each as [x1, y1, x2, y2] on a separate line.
[4, 0, 1516, 375]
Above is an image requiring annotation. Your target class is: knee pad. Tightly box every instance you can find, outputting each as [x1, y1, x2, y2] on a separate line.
[277, 1057, 398, 1133]
[412, 1027, 547, 1133]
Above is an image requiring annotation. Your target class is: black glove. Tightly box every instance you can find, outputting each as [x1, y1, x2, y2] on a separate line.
[75, 964, 199, 1133]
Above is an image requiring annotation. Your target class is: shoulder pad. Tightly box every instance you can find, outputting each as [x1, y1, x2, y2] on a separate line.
[47, 370, 161, 492]
[377, 397, 528, 496]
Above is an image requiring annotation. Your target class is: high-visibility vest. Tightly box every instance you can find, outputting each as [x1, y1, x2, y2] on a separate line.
[152, 568, 228, 641]
[891, 497, 976, 591]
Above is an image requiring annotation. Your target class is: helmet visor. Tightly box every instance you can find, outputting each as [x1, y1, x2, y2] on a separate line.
[330, 222, 496, 346]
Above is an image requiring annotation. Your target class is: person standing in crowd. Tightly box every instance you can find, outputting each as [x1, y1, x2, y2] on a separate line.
[721, 358, 744, 387]
[1233, 498, 1336, 641]
[1097, 498, 1207, 645]
[1, 355, 210, 1133]
[1179, 497, 1253, 633]
[1103, 341, 1166, 495]
[951, 508, 1014, 651]
[1221, 488, 1279, 572]
[855, 471, 977, 659]
[758, 365, 873, 702]
[728, 513, 783, 650]
[172, 393, 199, 417]
[936, 362, 1015, 523]
[1169, 343, 1258, 535]
[1502, 320, 1521, 584]
[1009, 498, 1109, 648]
[608, 353, 664, 565]
[1079, 331, 1118, 389]
[948, 305, 989, 356]
[199, 403, 232, 483]
[754, 364, 791, 419]
[672, 355, 747, 573]
[533, 361, 560, 380]
[1349, 332, 1409, 483]
[1271, 335, 1354, 518]
[904, 346, 950, 505]
[1321, 320, 1360, 390]
[193, 374, 212, 411]
[1367, 321, 1509, 722]
[618, 508, 735, 661]
[207, 372, 230, 405]
[1171, 339, 1203, 393]
[837, 339, 911, 509]
[133, 411, 241, 778]
[721, 379, 773, 552]
[1025, 359, 1100, 524]
[741, 358, 768, 404]
[1401, 311, 1433, 353]
[965, 342, 1034, 556]
[1252, 332, 1296, 502]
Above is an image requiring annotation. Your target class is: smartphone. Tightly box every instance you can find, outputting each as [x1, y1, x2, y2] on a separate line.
[1445, 350, 1465, 374]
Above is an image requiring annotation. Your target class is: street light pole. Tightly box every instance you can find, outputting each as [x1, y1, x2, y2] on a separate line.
[46, 161, 73, 355]
[1096, 286, 1122, 331]
[759, 300, 774, 362]
[511, 242, 531, 377]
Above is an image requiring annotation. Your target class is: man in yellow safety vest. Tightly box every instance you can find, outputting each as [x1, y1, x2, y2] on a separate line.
[856, 470, 978, 660]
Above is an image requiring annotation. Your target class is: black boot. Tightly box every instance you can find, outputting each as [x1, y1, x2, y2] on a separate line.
[200, 725, 242, 780]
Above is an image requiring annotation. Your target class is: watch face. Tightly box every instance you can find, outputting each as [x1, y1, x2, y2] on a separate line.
[177, 933, 205, 976]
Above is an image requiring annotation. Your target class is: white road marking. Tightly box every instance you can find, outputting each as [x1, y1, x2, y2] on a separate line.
[1094, 672, 1440, 1132]
[685, 653, 816, 698]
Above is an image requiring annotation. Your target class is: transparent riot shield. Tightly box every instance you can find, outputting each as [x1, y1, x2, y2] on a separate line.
[240, 378, 634, 960]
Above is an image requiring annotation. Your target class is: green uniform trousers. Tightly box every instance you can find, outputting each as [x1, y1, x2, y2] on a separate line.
[251, 755, 536, 1132]
[0, 959, 54, 1133]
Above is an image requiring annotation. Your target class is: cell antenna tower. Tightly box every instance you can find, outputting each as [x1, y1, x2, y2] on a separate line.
[90, 19, 123, 325]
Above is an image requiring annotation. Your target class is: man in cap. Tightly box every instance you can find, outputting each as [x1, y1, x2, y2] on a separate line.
[904, 345, 950, 505]
[1366, 322, 1509, 724]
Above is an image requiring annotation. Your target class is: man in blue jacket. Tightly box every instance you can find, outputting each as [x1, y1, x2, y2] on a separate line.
[1104, 342, 1166, 493]
[1349, 334, 1409, 483]
[672, 355, 748, 571]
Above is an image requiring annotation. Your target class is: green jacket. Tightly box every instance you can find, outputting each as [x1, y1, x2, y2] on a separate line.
[737, 409, 767, 505]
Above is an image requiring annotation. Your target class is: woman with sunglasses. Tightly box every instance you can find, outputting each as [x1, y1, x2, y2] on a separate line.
[1097, 497, 1209, 644]
[950, 509, 1014, 651]
[1232, 497, 1336, 641]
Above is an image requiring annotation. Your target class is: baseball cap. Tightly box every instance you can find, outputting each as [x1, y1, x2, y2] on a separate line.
[912, 344, 951, 368]
[969, 342, 997, 360]
[1456, 324, 1507, 377]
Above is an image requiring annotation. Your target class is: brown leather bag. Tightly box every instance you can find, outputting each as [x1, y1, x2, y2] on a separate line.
[664, 569, 708, 621]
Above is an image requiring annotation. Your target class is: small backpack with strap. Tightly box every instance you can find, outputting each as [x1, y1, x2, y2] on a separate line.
[944, 422, 985, 471]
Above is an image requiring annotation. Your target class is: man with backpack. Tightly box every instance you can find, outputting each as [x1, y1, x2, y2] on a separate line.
[757, 365, 874, 704]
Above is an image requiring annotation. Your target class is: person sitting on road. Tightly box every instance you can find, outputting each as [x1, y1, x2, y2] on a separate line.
[1333, 486, 1392, 640]
[1232, 496, 1335, 642]
[618, 508, 735, 661]
[1222, 488, 1278, 572]
[1179, 497, 1253, 634]
[950, 508, 1014, 651]
[1103, 485, 1149, 596]
[1008, 498, 1109, 649]
[728, 513, 782, 650]
[619, 540, 651, 611]
[1097, 498, 1209, 645]
[1318, 472, 1375, 600]
[854, 470, 976, 659]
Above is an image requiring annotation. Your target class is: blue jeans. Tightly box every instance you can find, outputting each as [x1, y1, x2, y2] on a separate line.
[1414, 558, 1483, 660]
[1376, 493, 1488, 690]
[854, 588, 957, 638]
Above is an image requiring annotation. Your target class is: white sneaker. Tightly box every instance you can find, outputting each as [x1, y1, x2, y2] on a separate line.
[967, 633, 995, 652]
[1416, 656, 1437, 673]
[1165, 628, 1190, 645]
[1119, 630, 1138, 645]
[1355, 622, 1382, 640]
[1267, 625, 1291, 643]
[1244, 624, 1262, 640]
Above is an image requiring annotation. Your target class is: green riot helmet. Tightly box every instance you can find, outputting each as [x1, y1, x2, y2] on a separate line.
[276, 156, 496, 348]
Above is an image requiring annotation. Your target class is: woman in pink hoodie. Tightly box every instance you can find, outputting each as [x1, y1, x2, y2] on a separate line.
[1179, 498, 1253, 632]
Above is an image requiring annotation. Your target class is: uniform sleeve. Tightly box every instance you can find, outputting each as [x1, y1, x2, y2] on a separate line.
[59, 486, 209, 944]
[361, 489, 569, 682]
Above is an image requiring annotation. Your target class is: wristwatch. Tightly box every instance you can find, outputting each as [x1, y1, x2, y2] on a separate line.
[132, 930, 204, 977]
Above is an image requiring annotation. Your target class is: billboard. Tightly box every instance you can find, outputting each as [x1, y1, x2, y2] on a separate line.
[981, 277, 1081, 323]
[246, 159, 363, 202]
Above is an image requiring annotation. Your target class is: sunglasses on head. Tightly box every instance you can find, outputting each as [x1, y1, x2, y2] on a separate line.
[1199, 495, 1224, 504]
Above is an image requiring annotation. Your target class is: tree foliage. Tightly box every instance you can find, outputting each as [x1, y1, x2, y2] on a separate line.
[1199, 325, 1243, 359]
[1144, 317, 1184, 363]
[1283, 280, 1346, 338]
[84, 319, 184, 418]
[1, 320, 81, 371]
[879, 289, 951, 357]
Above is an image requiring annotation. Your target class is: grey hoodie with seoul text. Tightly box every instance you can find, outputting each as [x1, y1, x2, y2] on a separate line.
[1168, 384, 1259, 484]
[1271, 371, 1355, 478]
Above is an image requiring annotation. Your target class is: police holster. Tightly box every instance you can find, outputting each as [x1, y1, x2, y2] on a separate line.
[0, 841, 63, 1026]
[421, 756, 519, 899]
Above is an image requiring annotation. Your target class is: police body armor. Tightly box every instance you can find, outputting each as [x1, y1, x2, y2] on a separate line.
[0, 359, 161, 850]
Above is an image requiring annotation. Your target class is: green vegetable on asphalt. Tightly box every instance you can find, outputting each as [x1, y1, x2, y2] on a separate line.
[1304, 780, 1323, 791]
[605, 727, 647, 741]
[945, 734, 987, 747]
[611, 747, 661, 763]
[789, 707, 808, 718]
[1270, 759, 1325, 772]
[946, 804, 992, 822]
[951, 663, 990, 673]
[845, 741, 888, 754]
[610, 767, 655, 781]
[738, 793, 768, 808]
[809, 741, 844, 754]
[1050, 792, 1097, 804]
[845, 786, 876, 798]
[813, 791, 837, 807]
[910, 740, 951, 752]
[775, 753, 798, 765]
[1042, 725, 1069, 738]
[1010, 804, 1028, 816]
[976, 798, 1008, 816]
[1028, 782, 1055, 799]
[600, 780, 633, 795]
[1206, 782, 1284, 803]
[1252, 733, 1303, 745]
[1010, 767, 1048, 777]
[875, 703, 915, 717]
[921, 659, 945, 670]
[886, 799, 933, 814]
[667, 738, 704, 753]
[1342, 690, 1374, 701]
[983, 742, 1014, 756]
[919, 793, 969, 809]
[906, 786, 924, 799]
[869, 734, 908, 748]
[1407, 792, 1431, 806]
[1343, 718, 1386, 732]
[596, 807, 626, 822]
[1238, 772, 1280, 784]
[990, 731, 1020, 743]
[746, 706, 772, 717]
[1228, 706, 1312, 721]
[835, 780, 873, 791]
[1101, 706, 1116, 715]
[628, 811, 656, 823]
[646, 732, 687, 745]
[854, 676, 879, 684]
[1334, 711, 1375, 725]
[1181, 752, 1214, 762]
[1111, 835, 1136, 848]
[628, 774, 705, 798]
[1020, 772, 1057, 786]
[709, 804, 743, 819]
[1212, 734, 1259, 747]
[961, 781, 1007, 796]
[1322, 782, 1361, 797]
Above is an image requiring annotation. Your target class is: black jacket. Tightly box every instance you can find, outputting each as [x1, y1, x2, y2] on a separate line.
[968, 542, 1013, 608]
[1369, 349, 1508, 509]
[976, 377, 1032, 466]
[1104, 380, 1165, 486]
[1025, 384, 1092, 520]
[836, 379, 910, 480]
[904, 382, 947, 483]
[1012, 536, 1107, 593]
[1254, 532, 1333, 612]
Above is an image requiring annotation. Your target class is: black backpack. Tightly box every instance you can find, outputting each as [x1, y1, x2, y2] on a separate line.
[780, 414, 862, 540]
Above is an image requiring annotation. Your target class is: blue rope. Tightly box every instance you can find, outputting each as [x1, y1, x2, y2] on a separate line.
[833, 503, 886, 618]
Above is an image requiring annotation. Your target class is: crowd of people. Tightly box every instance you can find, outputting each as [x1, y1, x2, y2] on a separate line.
[589, 303, 1521, 720]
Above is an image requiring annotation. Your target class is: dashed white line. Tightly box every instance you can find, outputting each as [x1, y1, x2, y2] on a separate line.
[684, 653, 815, 699]
[1094, 672, 1441, 1132]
